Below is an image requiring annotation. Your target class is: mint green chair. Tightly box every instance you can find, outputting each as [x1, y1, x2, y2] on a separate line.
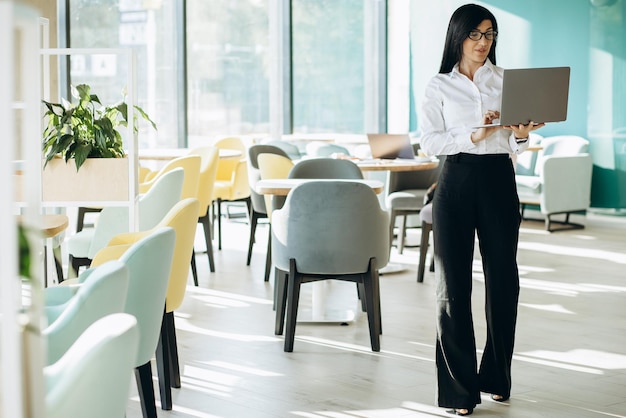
[45, 313, 139, 418]
[43, 260, 130, 365]
[67, 167, 184, 278]
[91, 226, 176, 417]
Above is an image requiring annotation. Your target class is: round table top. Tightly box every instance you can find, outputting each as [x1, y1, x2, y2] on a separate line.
[354, 158, 439, 172]
[19, 214, 69, 238]
[256, 178, 385, 196]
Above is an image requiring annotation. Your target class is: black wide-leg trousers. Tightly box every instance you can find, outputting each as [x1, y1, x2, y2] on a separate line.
[432, 153, 521, 409]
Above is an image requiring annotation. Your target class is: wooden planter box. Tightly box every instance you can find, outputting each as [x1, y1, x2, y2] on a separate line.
[42, 157, 130, 202]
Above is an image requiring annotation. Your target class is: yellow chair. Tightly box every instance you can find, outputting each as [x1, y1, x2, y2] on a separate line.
[187, 146, 219, 276]
[212, 137, 251, 250]
[139, 155, 201, 200]
[257, 153, 294, 220]
[92, 198, 200, 412]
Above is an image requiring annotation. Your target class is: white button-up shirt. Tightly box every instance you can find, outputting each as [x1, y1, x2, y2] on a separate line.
[419, 59, 528, 157]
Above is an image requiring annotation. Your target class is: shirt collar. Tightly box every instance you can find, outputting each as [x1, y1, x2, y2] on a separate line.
[451, 58, 496, 78]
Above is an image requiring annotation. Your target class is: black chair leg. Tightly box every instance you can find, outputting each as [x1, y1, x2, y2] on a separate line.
[156, 312, 172, 410]
[247, 211, 259, 266]
[166, 312, 181, 389]
[135, 362, 158, 418]
[191, 252, 198, 286]
[284, 259, 302, 352]
[199, 213, 215, 272]
[264, 225, 272, 282]
[274, 269, 288, 334]
[217, 198, 223, 250]
[53, 244, 64, 283]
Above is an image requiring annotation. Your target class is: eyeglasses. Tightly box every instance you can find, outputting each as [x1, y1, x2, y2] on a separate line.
[468, 30, 498, 41]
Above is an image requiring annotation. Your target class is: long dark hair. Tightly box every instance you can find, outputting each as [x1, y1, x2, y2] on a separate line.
[439, 4, 498, 73]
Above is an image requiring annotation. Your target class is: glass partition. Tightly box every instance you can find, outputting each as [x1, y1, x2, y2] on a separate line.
[186, 0, 270, 144]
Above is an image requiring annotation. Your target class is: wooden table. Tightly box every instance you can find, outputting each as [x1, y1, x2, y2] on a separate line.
[355, 157, 439, 172]
[255, 178, 385, 196]
[138, 148, 242, 161]
[19, 214, 69, 286]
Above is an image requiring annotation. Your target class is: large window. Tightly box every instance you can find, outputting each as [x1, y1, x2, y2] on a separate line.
[186, 0, 270, 145]
[291, 0, 365, 134]
[68, 0, 180, 148]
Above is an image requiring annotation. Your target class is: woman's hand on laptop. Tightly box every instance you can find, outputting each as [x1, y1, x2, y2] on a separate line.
[471, 110, 503, 143]
[503, 121, 545, 140]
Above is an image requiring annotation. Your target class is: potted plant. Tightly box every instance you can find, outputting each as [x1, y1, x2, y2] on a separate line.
[42, 83, 156, 171]
[41, 84, 156, 202]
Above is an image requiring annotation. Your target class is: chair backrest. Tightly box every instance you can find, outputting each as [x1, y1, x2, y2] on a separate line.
[265, 140, 302, 159]
[139, 155, 201, 200]
[43, 260, 129, 365]
[45, 313, 139, 418]
[535, 135, 590, 176]
[91, 227, 176, 365]
[272, 181, 390, 274]
[288, 158, 363, 179]
[155, 198, 200, 313]
[387, 157, 445, 193]
[305, 142, 350, 157]
[85, 168, 183, 258]
[214, 136, 246, 181]
[257, 153, 295, 217]
[188, 146, 219, 217]
[248, 145, 291, 213]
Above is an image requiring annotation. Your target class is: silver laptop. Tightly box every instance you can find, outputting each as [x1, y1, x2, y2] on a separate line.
[474, 66, 570, 128]
[366, 134, 415, 160]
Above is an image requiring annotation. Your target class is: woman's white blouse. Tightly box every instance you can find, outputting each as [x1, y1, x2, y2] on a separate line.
[419, 59, 528, 157]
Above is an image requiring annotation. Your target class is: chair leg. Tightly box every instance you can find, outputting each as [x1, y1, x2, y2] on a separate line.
[68, 255, 90, 279]
[166, 312, 181, 389]
[53, 244, 64, 283]
[388, 210, 397, 251]
[247, 211, 259, 266]
[397, 215, 408, 254]
[264, 225, 272, 282]
[417, 221, 432, 283]
[156, 313, 173, 411]
[284, 259, 302, 352]
[363, 258, 381, 351]
[274, 268, 288, 334]
[135, 362, 158, 418]
[199, 213, 215, 272]
[216, 198, 223, 250]
[190, 252, 198, 286]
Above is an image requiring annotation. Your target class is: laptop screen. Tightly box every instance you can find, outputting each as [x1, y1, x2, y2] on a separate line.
[367, 134, 415, 159]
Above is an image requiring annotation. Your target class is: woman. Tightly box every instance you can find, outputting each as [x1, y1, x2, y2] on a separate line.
[419, 4, 543, 416]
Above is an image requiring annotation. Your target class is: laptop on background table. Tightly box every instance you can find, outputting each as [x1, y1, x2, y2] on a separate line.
[474, 66, 570, 128]
[366, 133, 416, 160]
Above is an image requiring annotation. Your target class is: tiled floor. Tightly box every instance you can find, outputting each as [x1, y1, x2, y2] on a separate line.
[116, 208, 626, 418]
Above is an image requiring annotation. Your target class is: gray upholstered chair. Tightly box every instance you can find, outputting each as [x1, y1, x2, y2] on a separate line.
[271, 181, 389, 352]
[247, 144, 291, 281]
[288, 157, 363, 180]
[305, 142, 351, 157]
[385, 154, 444, 253]
[516, 135, 593, 231]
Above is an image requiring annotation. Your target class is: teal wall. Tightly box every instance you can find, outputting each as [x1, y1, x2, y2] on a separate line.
[410, 0, 626, 209]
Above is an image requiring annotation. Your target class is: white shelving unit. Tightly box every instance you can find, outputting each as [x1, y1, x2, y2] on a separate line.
[1, 3, 45, 417]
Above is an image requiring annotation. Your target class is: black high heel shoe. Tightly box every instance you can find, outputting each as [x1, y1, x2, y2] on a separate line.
[491, 394, 510, 402]
[446, 408, 474, 416]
